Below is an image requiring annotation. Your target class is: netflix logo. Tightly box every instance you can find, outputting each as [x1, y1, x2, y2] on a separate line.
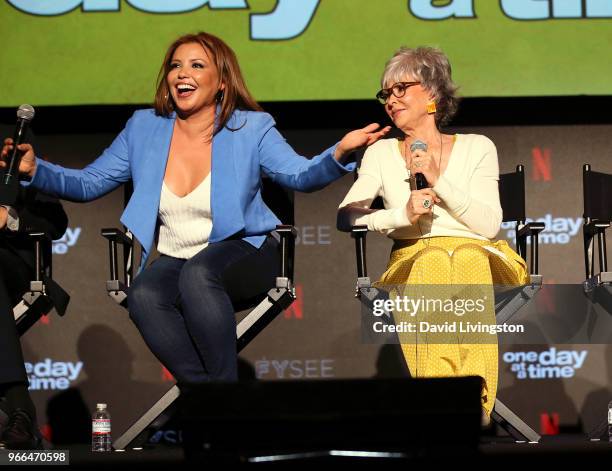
[531, 147, 552, 182]
[284, 284, 303, 319]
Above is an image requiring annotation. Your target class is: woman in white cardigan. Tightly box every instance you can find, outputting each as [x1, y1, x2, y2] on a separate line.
[338, 47, 528, 422]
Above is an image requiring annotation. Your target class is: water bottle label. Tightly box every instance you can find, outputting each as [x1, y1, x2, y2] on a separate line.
[93, 419, 111, 434]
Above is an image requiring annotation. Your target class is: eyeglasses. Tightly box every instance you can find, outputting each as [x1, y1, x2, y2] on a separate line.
[375, 81, 421, 104]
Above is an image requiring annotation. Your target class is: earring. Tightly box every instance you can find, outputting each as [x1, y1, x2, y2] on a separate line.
[216, 89, 224, 103]
[426, 102, 437, 114]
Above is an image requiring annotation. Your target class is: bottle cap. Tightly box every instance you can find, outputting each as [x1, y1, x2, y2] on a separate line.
[96, 403, 107, 409]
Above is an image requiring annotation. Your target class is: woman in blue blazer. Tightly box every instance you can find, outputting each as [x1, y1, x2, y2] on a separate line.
[2, 32, 389, 383]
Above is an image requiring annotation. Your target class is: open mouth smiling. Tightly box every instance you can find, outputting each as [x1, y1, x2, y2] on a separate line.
[176, 83, 196, 97]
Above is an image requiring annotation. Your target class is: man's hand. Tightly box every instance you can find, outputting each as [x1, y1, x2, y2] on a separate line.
[1, 138, 37, 179]
[0, 206, 8, 230]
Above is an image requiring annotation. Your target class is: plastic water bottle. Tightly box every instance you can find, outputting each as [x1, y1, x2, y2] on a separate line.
[608, 400, 612, 442]
[92, 403, 112, 452]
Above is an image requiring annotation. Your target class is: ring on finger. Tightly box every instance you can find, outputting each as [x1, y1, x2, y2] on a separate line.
[422, 198, 432, 209]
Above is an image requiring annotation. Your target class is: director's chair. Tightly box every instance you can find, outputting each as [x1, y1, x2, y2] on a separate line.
[11, 232, 70, 336]
[340, 162, 542, 443]
[101, 180, 297, 450]
[582, 164, 611, 299]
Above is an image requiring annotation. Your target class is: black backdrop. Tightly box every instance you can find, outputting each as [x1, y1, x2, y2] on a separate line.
[1, 96, 611, 443]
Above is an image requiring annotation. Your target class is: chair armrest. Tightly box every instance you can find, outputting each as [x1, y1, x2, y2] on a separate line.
[583, 219, 610, 235]
[517, 222, 545, 276]
[274, 225, 297, 282]
[101, 227, 134, 245]
[351, 225, 369, 235]
[26, 231, 51, 281]
[517, 222, 545, 238]
[351, 225, 369, 279]
[25, 230, 50, 240]
[100, 227, 133, 285]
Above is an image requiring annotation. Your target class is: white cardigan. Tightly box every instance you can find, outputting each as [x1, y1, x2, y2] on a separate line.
[338, 134, 503, 241]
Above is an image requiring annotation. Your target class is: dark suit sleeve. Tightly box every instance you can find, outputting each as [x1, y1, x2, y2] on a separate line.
[14, 188, 68, 240]
[0, 126, 69, 240]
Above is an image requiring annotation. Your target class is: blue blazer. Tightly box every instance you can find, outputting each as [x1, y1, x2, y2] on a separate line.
[25, 109, 354, 269]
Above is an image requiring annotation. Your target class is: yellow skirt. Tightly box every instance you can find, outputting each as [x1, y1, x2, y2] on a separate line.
[376, 236, 528, 417]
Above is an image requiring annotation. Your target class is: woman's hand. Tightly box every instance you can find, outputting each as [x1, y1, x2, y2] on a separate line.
[0, 138, 37, 179]
[409, 147, 440, 187]
[406, 188, 440, 224]
[334, 123, 392, 162]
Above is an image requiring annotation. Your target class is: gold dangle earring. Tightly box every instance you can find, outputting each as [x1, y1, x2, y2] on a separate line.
[426, 101, 437, 114]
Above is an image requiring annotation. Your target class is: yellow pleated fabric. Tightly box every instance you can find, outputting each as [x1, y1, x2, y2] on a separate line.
[376, 236, 528, 417]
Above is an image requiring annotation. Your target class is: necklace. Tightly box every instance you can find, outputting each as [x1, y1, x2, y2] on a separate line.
[403, 133, 444, 245]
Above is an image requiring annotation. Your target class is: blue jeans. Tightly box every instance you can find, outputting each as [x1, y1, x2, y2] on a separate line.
[127, 236, 280, 383]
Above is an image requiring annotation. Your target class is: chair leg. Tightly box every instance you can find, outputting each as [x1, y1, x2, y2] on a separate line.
[495, 279, 542, 325]
[112, 385, 181, 451]
[491, 399, 541, 443]
[14, 291, 54, 337]
[112, 286, 295, 450]
[236, 286, 295, 351]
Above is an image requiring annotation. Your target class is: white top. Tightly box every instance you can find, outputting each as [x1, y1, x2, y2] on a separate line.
[338, 134, 503, 241]
[157, 174, 213, 259]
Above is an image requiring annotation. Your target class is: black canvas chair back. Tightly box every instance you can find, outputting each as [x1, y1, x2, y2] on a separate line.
[498, 165, 545, 274]
[583, 166, 612, 222]
[582, 164, 611, 286]
[262, 177, 294, 226]
[499, 166, 526, 223]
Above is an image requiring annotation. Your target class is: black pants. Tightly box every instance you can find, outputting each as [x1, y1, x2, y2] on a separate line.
[0, 248, 32, 385]
[127, 235, 280, 383]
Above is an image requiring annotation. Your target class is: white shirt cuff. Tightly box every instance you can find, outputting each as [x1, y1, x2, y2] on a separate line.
[2, 205, 19, 232]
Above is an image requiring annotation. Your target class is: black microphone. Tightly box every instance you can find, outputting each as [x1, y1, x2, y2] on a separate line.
[0, 104, 35, 205]
[410, 139, 428, 190]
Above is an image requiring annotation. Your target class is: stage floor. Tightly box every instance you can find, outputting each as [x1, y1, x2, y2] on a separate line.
[55, 435, 612, 466]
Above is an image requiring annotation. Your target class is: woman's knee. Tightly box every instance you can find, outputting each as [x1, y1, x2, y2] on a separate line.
[451, 244, 489, 266]
[127, 275, 162, 323]
[178, 257, 221, 297]
[412, 246, 452, 269]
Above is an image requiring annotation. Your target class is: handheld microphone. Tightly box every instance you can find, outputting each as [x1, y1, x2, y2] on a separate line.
[410, 139, 428, 190]
[0, 104, 35, 205]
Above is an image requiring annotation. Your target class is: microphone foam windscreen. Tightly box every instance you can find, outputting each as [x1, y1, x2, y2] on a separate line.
[17, 104, 35, 121]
